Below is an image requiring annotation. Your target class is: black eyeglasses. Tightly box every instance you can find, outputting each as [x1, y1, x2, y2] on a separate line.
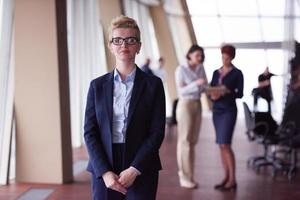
[111, 37, 140, 46]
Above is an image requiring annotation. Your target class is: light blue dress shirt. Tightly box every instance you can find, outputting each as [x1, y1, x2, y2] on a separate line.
[112, 67, 136, 143]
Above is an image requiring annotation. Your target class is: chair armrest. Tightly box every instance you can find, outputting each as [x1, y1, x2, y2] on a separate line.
[247, 121, 269, 141]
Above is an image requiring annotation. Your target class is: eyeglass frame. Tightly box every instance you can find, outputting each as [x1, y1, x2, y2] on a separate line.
[110, 37, 141, 46]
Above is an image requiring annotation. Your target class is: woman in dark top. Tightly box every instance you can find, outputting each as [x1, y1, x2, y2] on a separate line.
[209, 44, 244, 191]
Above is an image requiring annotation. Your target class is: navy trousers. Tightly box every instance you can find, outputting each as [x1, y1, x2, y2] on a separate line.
[91, 144, 159, 200]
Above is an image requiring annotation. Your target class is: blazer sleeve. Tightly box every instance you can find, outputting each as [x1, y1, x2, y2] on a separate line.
[210, 70, 218, 86]
[131, 79, 166, 173]
[234, 70, 244, 98]
[84, 81, 112, 178]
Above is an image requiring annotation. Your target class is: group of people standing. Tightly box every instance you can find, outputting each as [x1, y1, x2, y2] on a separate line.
[84, 15, 244, 200]
[141, 57, 167, 82]
[175, 44, 244, 191]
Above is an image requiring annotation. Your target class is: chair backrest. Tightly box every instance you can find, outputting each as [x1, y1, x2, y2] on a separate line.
[243, 102, 255, 131]
[254, 112, 278, 136]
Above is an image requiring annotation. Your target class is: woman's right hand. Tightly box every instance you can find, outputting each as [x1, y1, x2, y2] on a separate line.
[208, 85, 228, 100]
[102, 171, 127, 195]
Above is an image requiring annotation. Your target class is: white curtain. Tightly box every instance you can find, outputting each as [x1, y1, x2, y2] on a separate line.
[123, 0, 160, 67]
[164, 0, 187, 65]
[67, 0, 107, 147]
[167, 16, 186, 65]
[0, 0, 14, 185]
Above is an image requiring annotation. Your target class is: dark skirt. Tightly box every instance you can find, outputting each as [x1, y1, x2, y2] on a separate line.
[213, 110, 237, 144]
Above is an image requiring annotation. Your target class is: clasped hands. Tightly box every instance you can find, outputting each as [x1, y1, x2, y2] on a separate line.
[102, 167, 140, 195]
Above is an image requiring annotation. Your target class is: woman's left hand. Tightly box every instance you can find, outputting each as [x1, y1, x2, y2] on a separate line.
[118, 167, 140, 188]
[210, 93, 221, 100]
[220, 85, 231, 94]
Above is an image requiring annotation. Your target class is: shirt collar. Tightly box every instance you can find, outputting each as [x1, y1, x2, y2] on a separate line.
[114, 66, 137, 83]
[219, 65, 235, 73]
[184, 63, 202, 71]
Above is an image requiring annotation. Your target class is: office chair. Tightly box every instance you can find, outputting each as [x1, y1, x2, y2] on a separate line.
[243, 102, 280, 173]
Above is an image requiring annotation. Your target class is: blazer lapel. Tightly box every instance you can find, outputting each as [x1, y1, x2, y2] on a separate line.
[103, 71, 114, 135]
[127, 67, 145, 127]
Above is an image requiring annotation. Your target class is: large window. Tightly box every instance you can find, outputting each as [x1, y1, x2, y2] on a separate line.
[0, 0, 14, 185]
[186, 0, 300, 120]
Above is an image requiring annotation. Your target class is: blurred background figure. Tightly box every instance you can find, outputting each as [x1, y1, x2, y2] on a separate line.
[209, 44, 243, 191]
[153, 56, 173, 129]
[154, 57, 167, 83]
[175, 44, 207, 189]
[141, 57, 154, 75]
[252, 67, 276, 113]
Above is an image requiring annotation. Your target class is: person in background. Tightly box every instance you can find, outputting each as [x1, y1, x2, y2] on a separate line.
[175, 44, 207, 189]
[141, 57, 154, 75]
[209, 44, 243, 191]
[283, 60, 300, 124]
[252, 67, 276, 113]
[84, 15, 165, 200]
[154, 57, 167, 82]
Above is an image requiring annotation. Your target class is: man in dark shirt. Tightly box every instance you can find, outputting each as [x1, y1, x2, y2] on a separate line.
[252, 67, 275, 113]
[141, 58, 154, 75]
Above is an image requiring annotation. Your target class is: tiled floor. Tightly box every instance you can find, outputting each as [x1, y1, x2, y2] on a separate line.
[1, 116, 300, 200]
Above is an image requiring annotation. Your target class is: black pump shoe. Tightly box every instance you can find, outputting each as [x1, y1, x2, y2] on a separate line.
[214, 179, 229, 190]
[220, 183, 237, 191]
[214, 182, 226, 190]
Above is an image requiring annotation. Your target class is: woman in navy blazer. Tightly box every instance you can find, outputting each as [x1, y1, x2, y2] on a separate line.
[84, 15, 165, 200]
[209, 45, 243, 191]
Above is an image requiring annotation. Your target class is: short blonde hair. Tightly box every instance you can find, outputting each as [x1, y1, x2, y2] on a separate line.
[108, 15, 141, 42]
